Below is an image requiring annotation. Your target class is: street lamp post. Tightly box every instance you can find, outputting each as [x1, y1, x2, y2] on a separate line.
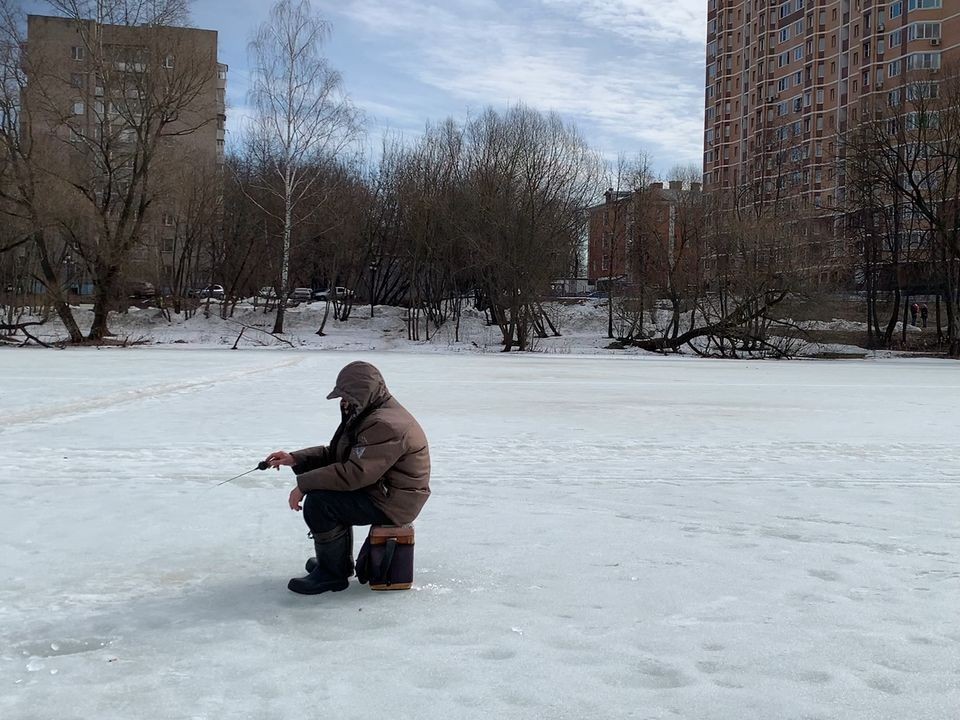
[369, 261, 378, 318]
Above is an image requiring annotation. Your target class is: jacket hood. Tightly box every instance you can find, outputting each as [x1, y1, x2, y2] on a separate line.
[326, 361, 391, 410]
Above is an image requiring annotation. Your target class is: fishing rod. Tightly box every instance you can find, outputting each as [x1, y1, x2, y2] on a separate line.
[216, 460, 271, 487]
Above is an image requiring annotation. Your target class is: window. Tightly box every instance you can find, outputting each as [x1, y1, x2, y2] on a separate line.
[907, 23, 941, 41]
[162, 237, 176, 253]
[906, 52, 941, 70]
[908, 0, 941, 9]
[816, 89, 824, 103]
[907, 82, 939, 101]
[779, 52, 790, 67]
[780, 27, 791, 43]
[71, 46, 84, 61]
[906, 111, 938, 130]
[72, 101, 84, 115]
[890, 2, 902, 18]
[70, 73, 84, 89]
[889, 60, 902, 77]
[162, 54, 175, 69]
[778, 77, 789, 92]
[794, 45, 804, 61]
[162, 212, 175, 227]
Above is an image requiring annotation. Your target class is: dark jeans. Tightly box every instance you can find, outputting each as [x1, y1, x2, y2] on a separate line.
[302, 489, 390, 536]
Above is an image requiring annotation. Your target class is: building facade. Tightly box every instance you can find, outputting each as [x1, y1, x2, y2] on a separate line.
[24, 14, 226, 289]
[586, 181, 704, 291]
[703, 0, 960, 210]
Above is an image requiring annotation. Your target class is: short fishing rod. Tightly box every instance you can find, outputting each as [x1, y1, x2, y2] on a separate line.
[216, 460, 271, 487]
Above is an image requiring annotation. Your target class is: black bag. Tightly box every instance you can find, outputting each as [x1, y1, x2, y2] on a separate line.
[355, 525, 415, 590]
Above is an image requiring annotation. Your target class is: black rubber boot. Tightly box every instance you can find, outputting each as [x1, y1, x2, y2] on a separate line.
[288, 527, 353, 595]
[305, 526, 353, 575]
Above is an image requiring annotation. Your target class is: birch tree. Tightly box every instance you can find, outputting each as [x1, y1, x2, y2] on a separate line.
[245, 0, 360, 334]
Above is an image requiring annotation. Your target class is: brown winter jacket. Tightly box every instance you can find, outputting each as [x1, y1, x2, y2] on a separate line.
[289, 361, 431, 525]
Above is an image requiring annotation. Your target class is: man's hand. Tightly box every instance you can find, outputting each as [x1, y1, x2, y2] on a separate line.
[288, 486, 304, 511]
[265, 450, 296, 469]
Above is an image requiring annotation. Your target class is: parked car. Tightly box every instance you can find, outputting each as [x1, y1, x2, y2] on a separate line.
[126, 281, 156, 299]
[189, 284, 225, 300]
[312, 286, 354, 301]
[288, 287, 313, 303]
[258, 286, 278, 300]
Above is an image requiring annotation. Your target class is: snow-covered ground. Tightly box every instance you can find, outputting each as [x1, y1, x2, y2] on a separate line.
[16, 298, 886, 356]
[2, 349, 959, 719]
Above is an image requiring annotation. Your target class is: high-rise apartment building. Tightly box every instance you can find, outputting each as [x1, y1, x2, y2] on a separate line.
[703, 0, 959, 212]
[24, 14, 226, 283]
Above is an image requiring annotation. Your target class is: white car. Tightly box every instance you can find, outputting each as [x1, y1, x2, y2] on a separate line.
[288, 287, 313, 303]
[312, 286, 354, 301]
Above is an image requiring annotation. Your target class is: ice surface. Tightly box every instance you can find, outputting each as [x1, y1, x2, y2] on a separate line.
[1, 349, 959, 719]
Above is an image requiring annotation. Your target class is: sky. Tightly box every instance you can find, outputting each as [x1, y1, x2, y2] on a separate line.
[192, 0, 708, 175]
[23, 0, 710, 176]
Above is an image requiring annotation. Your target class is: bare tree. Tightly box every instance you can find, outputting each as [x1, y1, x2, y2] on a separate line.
[0, 0, 84, 342]
[463, 105, 602, 351]
[844, 67, 960, 356]
[600, 153, 652, 340]
[244, 0, 360, 334]
[45, 0, 191, 27]
[24, 1, 221, 339]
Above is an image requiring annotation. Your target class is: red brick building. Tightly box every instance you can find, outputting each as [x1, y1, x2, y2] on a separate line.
[586, 181, 704, 291]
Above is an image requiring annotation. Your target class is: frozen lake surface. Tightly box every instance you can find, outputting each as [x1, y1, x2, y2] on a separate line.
[1, 349, 959, 719]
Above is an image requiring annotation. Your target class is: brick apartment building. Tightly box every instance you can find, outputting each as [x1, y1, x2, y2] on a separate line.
[24, 14, 226, 287]
[586, 181, 703, 291]
[702, 0, 960, 280]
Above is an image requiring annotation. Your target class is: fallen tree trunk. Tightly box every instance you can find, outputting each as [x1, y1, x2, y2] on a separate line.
[625, 291, 787, 353]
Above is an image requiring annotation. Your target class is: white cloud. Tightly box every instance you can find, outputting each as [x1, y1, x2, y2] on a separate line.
[334, 0, 705, 169]
[539, 0, 707, 46]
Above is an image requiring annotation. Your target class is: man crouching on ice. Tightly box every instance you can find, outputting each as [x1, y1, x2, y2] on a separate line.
[264, 361, 431, 595]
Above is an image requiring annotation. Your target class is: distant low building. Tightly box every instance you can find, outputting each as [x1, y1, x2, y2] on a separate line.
[586, 181, 703, 292]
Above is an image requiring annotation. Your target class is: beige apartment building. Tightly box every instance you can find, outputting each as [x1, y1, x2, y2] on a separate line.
[24, 14, 226, 288]
[703, 0, 960, 216]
